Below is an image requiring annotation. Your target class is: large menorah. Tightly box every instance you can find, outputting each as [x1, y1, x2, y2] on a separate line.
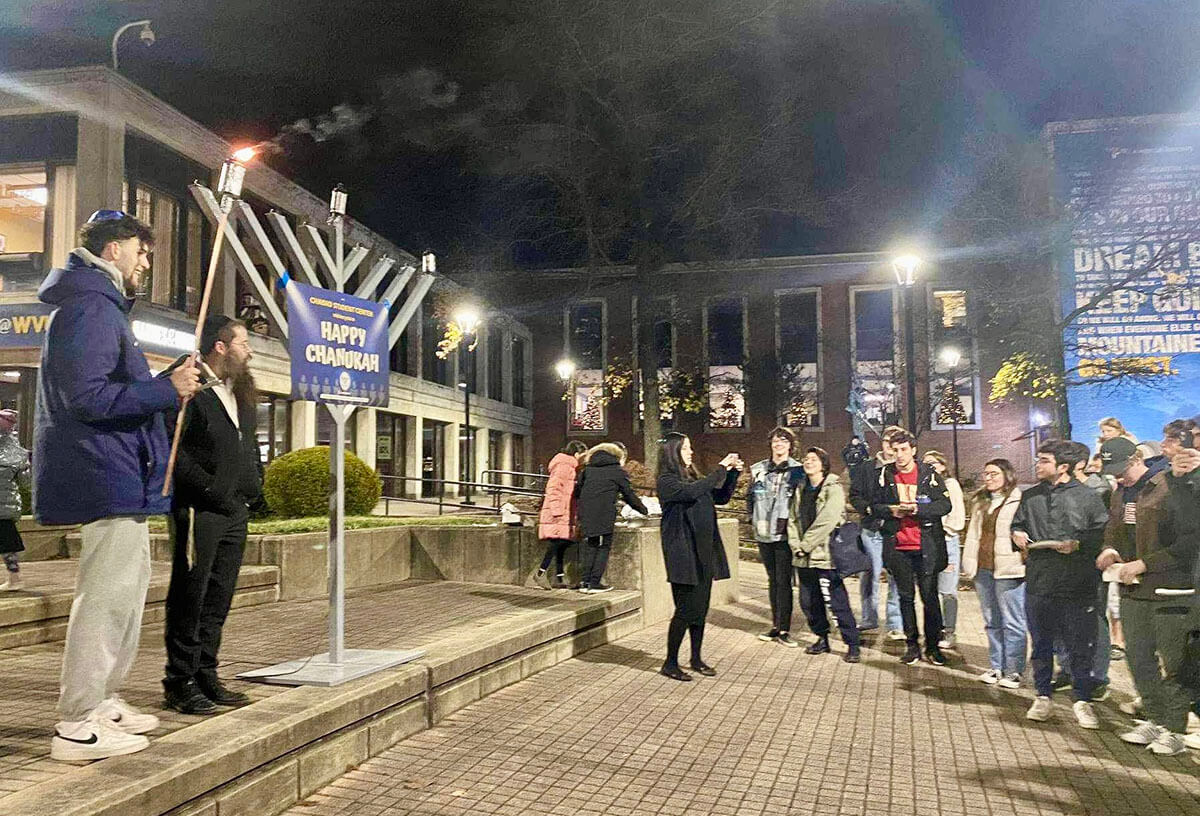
[189, 180, 435, 685]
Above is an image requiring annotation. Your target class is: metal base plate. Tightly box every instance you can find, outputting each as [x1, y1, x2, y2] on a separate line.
[236, 648, 426, 687]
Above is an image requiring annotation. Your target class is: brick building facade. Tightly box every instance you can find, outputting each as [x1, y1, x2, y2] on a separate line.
[469, 252, 1054, 484]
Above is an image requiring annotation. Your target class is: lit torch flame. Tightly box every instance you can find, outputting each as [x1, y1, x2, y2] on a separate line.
[232, 146, 257, 163]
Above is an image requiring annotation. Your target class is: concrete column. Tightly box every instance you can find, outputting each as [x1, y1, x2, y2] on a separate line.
[500, 432, 514, 487]
[355, 407, 376, 470]
[290, 401, 317, 449]
[500, 328, 514, 404]
[404, 415, 422, 499]
[447, 421, 462, 498]
[74, 113, 125, 222]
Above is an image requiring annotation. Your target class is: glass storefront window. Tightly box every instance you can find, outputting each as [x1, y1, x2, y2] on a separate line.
[256, 396, 291, 464]
[0, 166, 47, 292]
[131, 183, 179, 308]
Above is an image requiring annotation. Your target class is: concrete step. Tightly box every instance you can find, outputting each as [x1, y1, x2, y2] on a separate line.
[0, 561, 280, 651]
[0, 580, 643, 816]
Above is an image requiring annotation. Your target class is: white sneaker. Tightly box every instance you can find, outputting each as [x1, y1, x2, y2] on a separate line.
[1149, 731, 1187, 756]
[998, 673, 1022, 689]
[938, 632, 956, 650]
[1120, 720, 1163, 745]
[1182, 731, 1200, 750]
[1187, 711, 1200, 734]
[978, 669, 1000, 685]
[886, 629, 906, 642]
[1073, 700, 1100, 730]
[0, 572, 20, 590]
[51, 713, 149, 761]
[1119, 696, 1143, 716]
[94, 696, 159, 735]
[1026, 696, 1052, 722]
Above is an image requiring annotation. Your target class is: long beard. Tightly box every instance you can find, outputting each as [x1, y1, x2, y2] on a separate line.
[225, 359, 258, 411]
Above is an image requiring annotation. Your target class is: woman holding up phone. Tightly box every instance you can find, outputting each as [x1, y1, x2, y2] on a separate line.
[656, 433, 742, 681]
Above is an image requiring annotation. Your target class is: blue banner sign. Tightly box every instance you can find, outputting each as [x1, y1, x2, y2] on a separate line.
[0, 303, 54, 347]
[286, 281, 390, 406]
[1051, 118, 1200, 442]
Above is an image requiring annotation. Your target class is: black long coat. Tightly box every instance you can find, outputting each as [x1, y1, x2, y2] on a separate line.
[575, 451, 648, 537]
[172, 385, 262, 514]
[657, 466, 739, 586]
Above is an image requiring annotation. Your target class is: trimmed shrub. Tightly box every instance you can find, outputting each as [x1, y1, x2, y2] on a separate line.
[263, 446, 382, 518]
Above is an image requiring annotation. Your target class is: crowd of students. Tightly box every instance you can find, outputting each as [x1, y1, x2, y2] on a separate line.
[535, 415, 1200, 759]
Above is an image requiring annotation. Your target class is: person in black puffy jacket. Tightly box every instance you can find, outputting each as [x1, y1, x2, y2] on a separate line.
[574, 442, 648, 592]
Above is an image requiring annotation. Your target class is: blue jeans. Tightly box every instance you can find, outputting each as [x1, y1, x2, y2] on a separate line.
[858, 528, 884, 629]
[937, 534, 960, 633]
[973, 569, 1027, 675]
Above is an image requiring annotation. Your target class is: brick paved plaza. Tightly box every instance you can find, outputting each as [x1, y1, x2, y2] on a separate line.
[285, 573, 1200, 816]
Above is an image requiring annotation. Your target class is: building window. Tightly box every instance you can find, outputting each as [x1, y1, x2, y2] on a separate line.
[776, 289, 822, 428]
[512, 433, 527, 486]
[634, 296, 675, 431]
[929, 288, 980, 429]
[375, 413, 407, 482]
[512, 336, 527, 408]
[459, 426, 477, 484]
[488, 430, 503, 483]
[705, 296, 746, 430]
[422, 420, 447, 497]
[0, 165, 47, 291]
[566, 301, 606, 431]
[422, 302, 451, 386]
[130, 183, 179, 308]
[255, 396, 291, 464]
[850, 287, 899, 430]
[487, 327, 504, 402]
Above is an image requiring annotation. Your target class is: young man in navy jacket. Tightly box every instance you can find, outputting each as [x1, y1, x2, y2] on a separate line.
[34, 211, 199, 761]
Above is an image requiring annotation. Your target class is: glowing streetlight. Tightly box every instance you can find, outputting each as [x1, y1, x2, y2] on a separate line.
[555, 358, 577, 381]
[454, 307, 482, 337]
[892, 254, 921, 287]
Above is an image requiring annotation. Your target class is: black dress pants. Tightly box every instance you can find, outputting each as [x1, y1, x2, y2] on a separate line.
[796, 567, 860, 646]
[757, 540, 794, 632]
[886, 548, 944, 651]
[164, 505, 249, 685]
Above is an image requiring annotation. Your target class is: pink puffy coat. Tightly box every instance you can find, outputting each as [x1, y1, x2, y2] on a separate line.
[537, 452, 580, 540]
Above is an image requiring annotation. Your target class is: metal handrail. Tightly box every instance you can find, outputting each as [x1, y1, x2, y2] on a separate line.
[480, 468, 549, 483]
[378, 473, 545, 516]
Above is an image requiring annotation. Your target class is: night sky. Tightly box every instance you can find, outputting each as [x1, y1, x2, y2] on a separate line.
[3, 0, 1199, 263]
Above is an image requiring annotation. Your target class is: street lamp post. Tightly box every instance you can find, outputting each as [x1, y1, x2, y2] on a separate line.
[892, 254, 921, 433]
[555, 358, 576, 438]
[455, 308, 482, 505]
[940, 346, 962, 479]
[111, 20, 155, 72]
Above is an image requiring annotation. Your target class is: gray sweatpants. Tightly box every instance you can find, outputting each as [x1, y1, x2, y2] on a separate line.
[58, 517, 151, 721]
